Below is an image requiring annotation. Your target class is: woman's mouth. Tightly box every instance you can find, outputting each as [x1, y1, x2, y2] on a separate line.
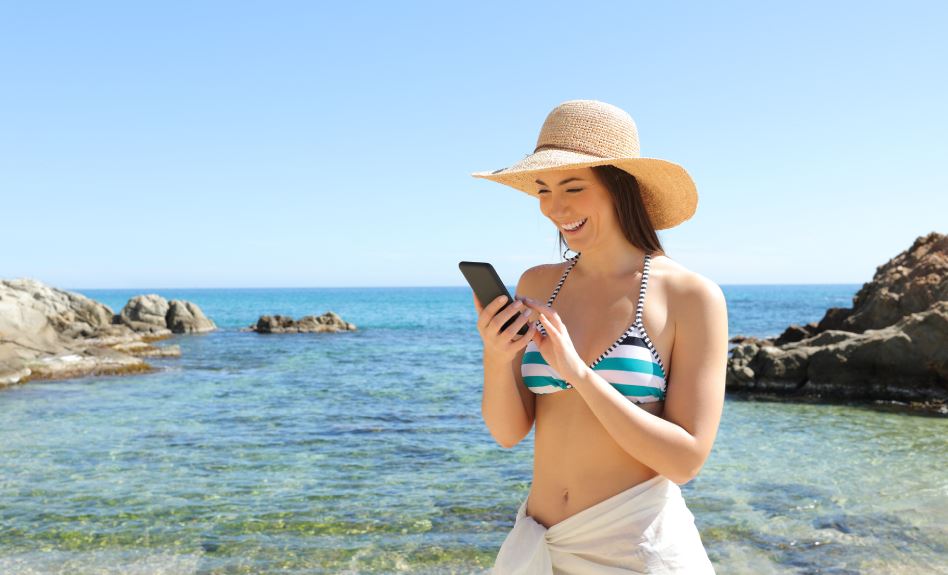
[561, 217, 587, 234]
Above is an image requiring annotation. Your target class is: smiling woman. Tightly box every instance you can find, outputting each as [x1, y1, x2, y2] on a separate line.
[540, 164, 667, 264]
[469, 99, 725, 574]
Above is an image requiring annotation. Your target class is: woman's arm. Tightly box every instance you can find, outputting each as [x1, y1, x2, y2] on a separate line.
[480, 269, 539, 448]
[482, 351, 535, 448]
[525, 272, 728, 484]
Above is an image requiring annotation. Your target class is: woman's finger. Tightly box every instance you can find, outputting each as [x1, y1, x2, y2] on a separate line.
[537, 312, 560, 338]
[489, 300, 526, 335]
[501, 306, 532, 335]
[477, 294, 512, 331]
[542, 305, 565, 329]
[526, 318, 541, 346]
[506, 321, 536, 350]
[523, 301, 562, 335]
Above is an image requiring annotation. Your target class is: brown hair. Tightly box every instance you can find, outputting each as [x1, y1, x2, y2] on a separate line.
[557, 164, 666, 260]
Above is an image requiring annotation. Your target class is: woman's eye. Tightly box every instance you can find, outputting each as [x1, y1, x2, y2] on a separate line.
[537, 188, 583, 195]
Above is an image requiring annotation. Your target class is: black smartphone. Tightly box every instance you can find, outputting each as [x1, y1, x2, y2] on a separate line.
[458, 261, 530, 337]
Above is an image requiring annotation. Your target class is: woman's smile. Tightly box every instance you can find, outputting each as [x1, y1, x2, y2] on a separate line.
[562, 217, 588, 234]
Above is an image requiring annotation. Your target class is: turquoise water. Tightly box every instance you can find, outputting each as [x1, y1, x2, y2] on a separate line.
[1, 285, 945, 574]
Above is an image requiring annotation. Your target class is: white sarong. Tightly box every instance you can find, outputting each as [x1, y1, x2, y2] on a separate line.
[491, 474, 716, 574]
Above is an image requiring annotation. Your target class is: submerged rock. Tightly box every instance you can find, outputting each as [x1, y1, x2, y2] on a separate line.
[244, 311, 356, 334]
[0, 278, 213, 388]
[727, 232, 948, 407]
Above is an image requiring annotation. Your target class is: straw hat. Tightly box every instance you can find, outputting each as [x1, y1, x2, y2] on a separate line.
[470, 99, 698, 230]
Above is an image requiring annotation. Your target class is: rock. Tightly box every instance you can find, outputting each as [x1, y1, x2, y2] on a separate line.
[816, 232, 947, 333]
[774, 322, 818, 345]
[111, 341, 182, 358]
[1, 278, 115, 354]
[116, 294, 171, 332]
[729, 335, 772, 346]
[726, 232, 948, 406]
[115, 294, 216, 335]
[25, 348, 152, 382]
[166, 300, 216, 334]
[253, 315, 294, 334]
[1, 278, 211, 389]
[245, 312, 356, 334]
[0, 366, 32, 387]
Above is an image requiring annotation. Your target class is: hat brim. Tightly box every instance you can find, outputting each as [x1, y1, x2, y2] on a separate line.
[471, 148, 697, 230]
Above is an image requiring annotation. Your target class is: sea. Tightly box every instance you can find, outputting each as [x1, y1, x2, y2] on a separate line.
[1, 284, 945, 574]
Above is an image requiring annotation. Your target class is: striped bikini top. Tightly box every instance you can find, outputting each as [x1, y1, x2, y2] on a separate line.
[520, 251, 668, 404]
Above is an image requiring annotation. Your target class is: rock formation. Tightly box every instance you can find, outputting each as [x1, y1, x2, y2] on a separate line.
[0, 279, 215, 388]
[727, 232, 947, 409]
[115, 294, 216, 335]
[243, 312, 356, 334]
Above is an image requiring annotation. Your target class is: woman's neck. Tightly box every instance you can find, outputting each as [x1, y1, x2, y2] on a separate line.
[572, 241, 649, 282]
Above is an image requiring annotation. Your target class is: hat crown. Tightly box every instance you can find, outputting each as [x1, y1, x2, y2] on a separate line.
[534, 100, 641, 159]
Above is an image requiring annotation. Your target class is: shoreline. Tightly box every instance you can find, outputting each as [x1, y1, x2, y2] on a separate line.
[724, 390, 947, 416]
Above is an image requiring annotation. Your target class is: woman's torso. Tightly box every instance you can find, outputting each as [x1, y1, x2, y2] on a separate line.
[519, 253, 677, 529]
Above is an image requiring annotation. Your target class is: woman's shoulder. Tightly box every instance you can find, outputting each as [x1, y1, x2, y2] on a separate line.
[515, 260, 569, 299]
[526, 260, 570, 278]
[652, 255, 726, 318]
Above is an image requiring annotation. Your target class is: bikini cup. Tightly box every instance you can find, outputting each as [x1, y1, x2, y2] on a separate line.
[519, 252, 667, 403]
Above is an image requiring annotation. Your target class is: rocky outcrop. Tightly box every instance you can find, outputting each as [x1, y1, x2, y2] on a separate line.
[1, 279, 212, 388]
[817, 233, 946, 333]
[116, 295, 216, 335]
[117, 294, 171, 333]
[167, 300, 216, 334]
[243, 312, 356, 334]
[726, 232, 947, 409]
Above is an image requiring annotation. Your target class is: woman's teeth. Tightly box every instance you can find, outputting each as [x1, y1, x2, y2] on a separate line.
[562, 218, 587, 233]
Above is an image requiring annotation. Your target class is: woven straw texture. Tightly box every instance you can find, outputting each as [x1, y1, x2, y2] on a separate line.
[471, 100, 698, 230]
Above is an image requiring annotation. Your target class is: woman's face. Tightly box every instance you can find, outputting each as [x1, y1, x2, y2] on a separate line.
[534, 166, 617, 250]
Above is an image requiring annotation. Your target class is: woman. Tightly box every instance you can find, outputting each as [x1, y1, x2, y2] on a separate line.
[469, 100, 727, 574]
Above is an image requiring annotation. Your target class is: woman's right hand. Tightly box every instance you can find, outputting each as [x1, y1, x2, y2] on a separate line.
[473, 293, 537, 362]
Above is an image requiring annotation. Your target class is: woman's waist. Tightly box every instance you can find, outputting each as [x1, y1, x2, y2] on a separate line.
[525, 467, 672, 530]
[529, 429, 662, 518]
[530, 459, 660, 501]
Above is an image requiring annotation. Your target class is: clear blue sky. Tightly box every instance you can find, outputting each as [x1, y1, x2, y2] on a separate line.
[1, 1, 944, 289]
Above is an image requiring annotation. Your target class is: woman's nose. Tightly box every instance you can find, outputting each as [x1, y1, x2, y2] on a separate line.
[546, 193, 570, 216]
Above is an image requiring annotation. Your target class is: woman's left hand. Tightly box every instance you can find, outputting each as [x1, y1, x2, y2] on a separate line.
[520, 297, 588, 384]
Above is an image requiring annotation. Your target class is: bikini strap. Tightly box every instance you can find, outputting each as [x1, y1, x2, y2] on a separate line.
[634, 252, 652, 326]
[546, 252, 581, 306]
[536, 253, 581, 337]
[635, 253, 666, 374]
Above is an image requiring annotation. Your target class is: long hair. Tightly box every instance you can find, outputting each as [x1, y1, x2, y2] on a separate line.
[557, 164, 666, 260]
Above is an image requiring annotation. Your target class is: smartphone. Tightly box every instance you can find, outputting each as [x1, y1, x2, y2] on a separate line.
[458, 261, 530, 337]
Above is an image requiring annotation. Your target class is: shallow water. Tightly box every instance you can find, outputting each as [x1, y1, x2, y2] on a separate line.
[1, 285, 944, 574]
